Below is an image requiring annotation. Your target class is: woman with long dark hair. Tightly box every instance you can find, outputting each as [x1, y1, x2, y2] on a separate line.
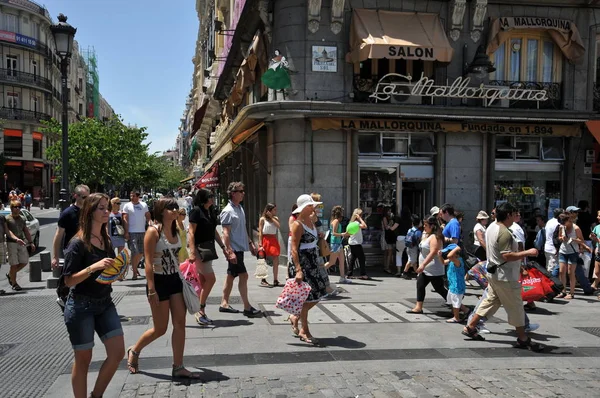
[188, 188, 226, 325]
[406, 216, 448, 314]
[328, 205, 350, 283]
[258, 203, 281, 286]
[127, 198, 200, 379]
[63, 193, 124, 398]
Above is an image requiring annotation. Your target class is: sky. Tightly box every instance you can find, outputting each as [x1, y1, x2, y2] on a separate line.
[44, 0, 198, 154]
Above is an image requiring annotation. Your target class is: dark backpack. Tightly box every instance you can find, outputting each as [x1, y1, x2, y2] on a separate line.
[552, 224, 562, 252]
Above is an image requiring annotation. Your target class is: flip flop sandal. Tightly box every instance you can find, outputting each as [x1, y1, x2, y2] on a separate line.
[286, 315, 300, 337]
[462, 326, 485, 341]
[515, 338, 544, 352]
[405, 309, 423, 314]
[556, 292, 567, 299]
[446, 318, 462, 323]
[172, 365, 202, 379]
[300, 336, 320, 345]
[127, 347, 140, 374]
[260, 279, 271, 287]
[565, 294, 574, 300]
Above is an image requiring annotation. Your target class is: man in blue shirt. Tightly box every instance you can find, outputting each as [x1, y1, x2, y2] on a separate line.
[440, 203, 461, 247]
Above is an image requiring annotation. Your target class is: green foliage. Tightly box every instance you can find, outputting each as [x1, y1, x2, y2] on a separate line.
[43, 116, 153, 191]
[145, 155, 188, 192]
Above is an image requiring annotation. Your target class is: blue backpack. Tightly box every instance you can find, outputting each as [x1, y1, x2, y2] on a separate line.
[404, 227, 419, 248]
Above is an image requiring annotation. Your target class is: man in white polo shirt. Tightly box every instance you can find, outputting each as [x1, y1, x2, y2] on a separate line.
[123, 190, 151, 280]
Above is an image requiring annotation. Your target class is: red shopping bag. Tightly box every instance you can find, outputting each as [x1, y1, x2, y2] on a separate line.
[520, 268, 554, 302]
[275, 279, 311, 315]
[179, 259, 202, 295]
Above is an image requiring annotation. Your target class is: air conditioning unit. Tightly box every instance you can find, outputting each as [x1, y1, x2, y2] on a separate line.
[388, 84, 422, 105]
[486, 86, 510, 108]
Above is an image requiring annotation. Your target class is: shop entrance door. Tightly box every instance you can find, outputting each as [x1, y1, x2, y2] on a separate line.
[401, 181, 430, 219]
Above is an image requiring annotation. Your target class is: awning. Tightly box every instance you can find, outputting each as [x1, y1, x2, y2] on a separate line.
[586, 121, 600, 144]
[232, 122, 264, 145]
[487, 17, 585, 63]
[180, 175, 195, 183]
[191, 100, 208, 135]
[346, 9, 454, 63]
[205, 119, 264, 170]
[195, 163, 220, 190]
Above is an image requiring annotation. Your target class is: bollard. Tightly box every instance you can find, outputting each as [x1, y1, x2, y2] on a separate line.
[40, 251, 51, 272]
[29, 259, 42, 282]
[52, 261, 64, 278]
[46, 277, 59, 289]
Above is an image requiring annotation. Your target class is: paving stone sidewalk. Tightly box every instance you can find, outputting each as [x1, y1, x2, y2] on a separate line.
[117, 367, 600, 398]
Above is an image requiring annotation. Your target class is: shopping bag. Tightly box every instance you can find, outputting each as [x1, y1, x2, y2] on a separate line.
[275, 279, 312, 315]
[179, 259, 202, 295]
[255, 250, 269, 279]
[467, 261, 488, 289]
[520, 268, 554, 302]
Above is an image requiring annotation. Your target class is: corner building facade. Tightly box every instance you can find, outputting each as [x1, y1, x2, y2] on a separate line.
[198, 0, 600, 263]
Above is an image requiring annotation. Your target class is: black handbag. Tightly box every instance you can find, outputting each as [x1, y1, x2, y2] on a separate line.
[196, 241, 218, 262]
[384, 229, 396, 244]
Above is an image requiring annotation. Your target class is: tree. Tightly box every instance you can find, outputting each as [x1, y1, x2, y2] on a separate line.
[43, 116, 150, 191]
[139, 155, 188, 193]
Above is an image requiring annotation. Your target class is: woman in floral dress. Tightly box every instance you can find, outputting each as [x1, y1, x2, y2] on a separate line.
[288, 194, 327, 345]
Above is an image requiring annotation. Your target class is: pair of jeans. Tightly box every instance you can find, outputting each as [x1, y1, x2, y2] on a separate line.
[347, 244, 366, 276]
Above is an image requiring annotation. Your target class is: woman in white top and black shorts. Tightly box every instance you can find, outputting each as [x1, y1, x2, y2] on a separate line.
[472, 211, 489, 260]
[126, 198, 200, 380]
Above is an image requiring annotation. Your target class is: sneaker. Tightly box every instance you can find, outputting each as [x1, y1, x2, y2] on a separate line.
[476, 325, 491, 334]
[328, 288, 339, 297]
[338, 277, 352, 284]
[195, 312, 211, 326]
[243, 306, 262, 317]
[525, 323, 540, 333]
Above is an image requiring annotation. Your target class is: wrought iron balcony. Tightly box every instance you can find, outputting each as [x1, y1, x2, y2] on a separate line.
[487, 81, 561, 109]
[594, 85, 600, 113]
[0, 68, 52, 92]
[0, 107, 51, 123]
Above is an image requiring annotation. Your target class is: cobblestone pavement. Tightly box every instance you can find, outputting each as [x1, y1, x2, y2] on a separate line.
[117, 367, 600, 397]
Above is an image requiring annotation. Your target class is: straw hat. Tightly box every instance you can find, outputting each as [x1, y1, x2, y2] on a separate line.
[476, 211, 490, 220]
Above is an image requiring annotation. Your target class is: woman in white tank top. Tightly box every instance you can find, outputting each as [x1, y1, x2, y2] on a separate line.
[258, 203, 281, 287]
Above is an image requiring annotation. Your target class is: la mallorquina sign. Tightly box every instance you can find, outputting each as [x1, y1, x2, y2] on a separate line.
[369, 73, 549, 106]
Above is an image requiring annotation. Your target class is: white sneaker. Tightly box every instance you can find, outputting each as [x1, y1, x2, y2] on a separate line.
[525, 323, 540, 333]
[477, 325, 491, 334]
[338, 277, 352, 284]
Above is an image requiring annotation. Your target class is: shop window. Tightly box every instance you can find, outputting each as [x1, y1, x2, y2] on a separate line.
[33, 138, 42, 159]
[4, 135, 22, 157]
[496, 136, 563, 161]
[409, 136, 437, 156]
[359, 169, 397, 246]
[515, 136, 540, 159]
[491, 32, 562, 83]
[358, 134, 381, 154]
[382, 133, 408, 155]
[359, 59, 373, 79]
[394, 59, 408, 76]
[541, 137, 565, 160]
[494, 171, 561, 222]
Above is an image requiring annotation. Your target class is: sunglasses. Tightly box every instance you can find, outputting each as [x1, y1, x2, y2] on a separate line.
[166, 204, 179, 211]
[11, 206, 21, 209]
[233, 190, 245, 193]
[115, 202, 121, 205]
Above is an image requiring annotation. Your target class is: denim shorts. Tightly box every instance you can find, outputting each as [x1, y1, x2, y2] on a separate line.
[64, 293, 123, 350]
[128, 232, 145, 255]
[558, 252, 579, 265]
[330, 243, 343, 253]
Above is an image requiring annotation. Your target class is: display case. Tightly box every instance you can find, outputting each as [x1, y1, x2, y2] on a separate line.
[359, 169, 397, 246]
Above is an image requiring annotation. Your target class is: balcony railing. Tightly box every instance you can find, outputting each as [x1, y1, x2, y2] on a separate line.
[487, 81, 561, 110]
[0, 0, 51, 20]
[594, 85, 600, 113]
[0, 107, 51, 123]
[0, 68, 52, 92]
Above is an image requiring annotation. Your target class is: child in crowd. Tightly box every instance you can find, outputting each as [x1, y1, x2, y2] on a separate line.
[439, 244, 471, 323]
[401, 214, 422, 279]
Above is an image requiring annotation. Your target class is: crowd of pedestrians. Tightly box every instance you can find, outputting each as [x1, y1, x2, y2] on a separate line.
[0, 178, 594, 397]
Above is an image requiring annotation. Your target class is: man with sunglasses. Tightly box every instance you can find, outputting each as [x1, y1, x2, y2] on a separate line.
[5, 201, 34, 291]
[218, 181, 261, 317]
[51, 185, 90, 269]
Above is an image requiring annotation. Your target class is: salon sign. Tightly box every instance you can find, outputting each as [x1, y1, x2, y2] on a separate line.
[369, 73, 549, 106]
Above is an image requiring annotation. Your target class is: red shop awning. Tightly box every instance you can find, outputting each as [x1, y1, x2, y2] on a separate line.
[194, 163, 220, 190]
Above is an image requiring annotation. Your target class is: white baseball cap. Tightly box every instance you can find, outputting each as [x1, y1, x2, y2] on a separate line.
[430, 206, 440, 216]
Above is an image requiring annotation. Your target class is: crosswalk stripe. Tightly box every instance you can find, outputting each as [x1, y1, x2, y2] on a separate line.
[351, 303, 402, 323]
[320, 303, 368, 323]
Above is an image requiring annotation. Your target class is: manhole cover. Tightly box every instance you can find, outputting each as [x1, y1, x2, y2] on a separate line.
[120, 316, 150, 325]
[575, 327, 600, 338]
[0, 343, 18, 357]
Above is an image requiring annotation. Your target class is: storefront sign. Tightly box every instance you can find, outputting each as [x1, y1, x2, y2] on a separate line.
[522, 187, 534, 195]
[369, 74, 548, 105]
[586, 149, 595, 163]
[195, 163, 219, 189]
[0, 30, 37, 48]
[312, 118, 581, 137]
[584, 163, 592, 175]
[499, 17, 571, 33]
[387, 46, 434, 59]
[312, 46, 337, 72]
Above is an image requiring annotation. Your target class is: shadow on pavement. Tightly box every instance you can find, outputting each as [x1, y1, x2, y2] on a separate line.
[492, 330, 560, 341]
[478, 339, 571, 355]
[190, 319, 255, 329]
[138, 367, 229, 385]
[289, 335, 366, 349]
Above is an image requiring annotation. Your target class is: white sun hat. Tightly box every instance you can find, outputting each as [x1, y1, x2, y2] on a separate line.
[292, 194, 323, 214]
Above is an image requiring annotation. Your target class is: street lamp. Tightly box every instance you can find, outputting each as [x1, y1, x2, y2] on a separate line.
[50, 14, 76, 212]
